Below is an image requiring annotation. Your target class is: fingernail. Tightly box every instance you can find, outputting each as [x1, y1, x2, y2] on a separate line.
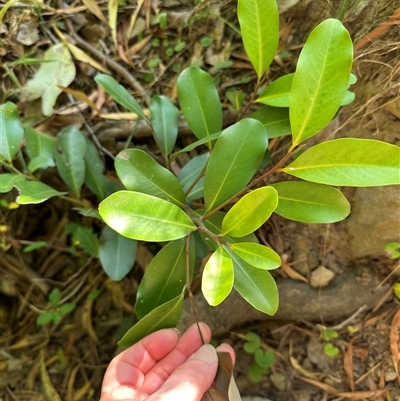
[192, 344, 217, 365]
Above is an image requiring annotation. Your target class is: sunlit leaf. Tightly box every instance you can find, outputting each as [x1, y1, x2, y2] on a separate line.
[118, 289, 185, 348]
[204, 118, 268, 211]
[202, 246, 234, 306]
[290, 19, 353, 146]
[0, 174, 25, 193]
[220, 186, 278, 237]
[99, 226, 137, 281]
[250, 106, 291, 138]
[271, 181, 350, 223]
[282, 139, 400, 186]
[230, 242, 281, 270]
[14, 181, 67, 204]
[84, 139, 108, 200]
[0, 102, 24, 162]
[115, 149, 185, 207]
[99, 191, 196, 242]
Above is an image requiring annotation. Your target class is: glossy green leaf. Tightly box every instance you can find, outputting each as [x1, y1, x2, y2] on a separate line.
[118, 289, 184, 348]
[177, 66, 222, 143]
[282, 139, 400, 186]
[226, 90, 244, 111]
[204, 118, 268, 211]
[220, 186, 278, 237]
[230, 242, 281, 270]
[14, 181, 67, 204]
[55, 127, 87, 197]
[202, 246, 234, 306]
[25, 127, 56, 172]
[0, 102, 24, 162]
[99, 191, 196, 241]
[115, 149, 185, 207]
[84, 139, 108, 200]
[290, 19, 353, 146]
[257, 74, 293, 107]
[150, 95, 179, 156]
[99, 226, 137, 281]
[0, 174, 25, 193]
[229, 250, 279, 315]
[271, 181, 350, 223]
[20, 44, 76, 116]
[95, 74, 146, 119]
[237, 0, 279, 81]
[177, 153, 209, 201]
[136, 238, 194, 319]
[250, 106, 291, 138]
[174, 132, 221, 155]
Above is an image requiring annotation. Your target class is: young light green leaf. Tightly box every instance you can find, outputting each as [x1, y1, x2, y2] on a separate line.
[136, 238, 194, 319]
[177, 153, 209, 202]
[204, 118, 268, 212]
[237, 0, 279, 81]
[14, 181, 67, 204]
[150, 95, 179, 156]
[229, 250, 279, 315]
[0, 102, 24, 162]
[115, 149, 185, 207]
[118, 289, 185, 348]
[177, 66, 222, 144]
[49, 288, 62, 307]
[71, 226, 99, 256]
[23, 241, 48, 253]
[250, 106, 291, 138]
[282, 139, 400, 186]
[25, 127, 56, 172]
[0, 174, 25, 193]
[202, 246, 234, 306]
[95, 74, 146, 119]
[271, 181, 350, 223]
[20, 44, 76, 116]
[84, 139, 108, 200]
[226, 90, 244, 111]
[257, 74, 293, 107]
[230, 242, 281, 270]
[220, 186, 278, 237]
[55, 127, 87, 197]
[174, 132, 221, 155]
[341, 91, 355, 106]
[99, 226, 137, 281]
[290, 19, 353, 146]
[99, 191, 196, 241]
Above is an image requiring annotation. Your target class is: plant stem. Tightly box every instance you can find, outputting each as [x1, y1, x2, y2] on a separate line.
[237, 80, 262, 121]
[0, 160, 24, 175]
[184, 162, 208, 197]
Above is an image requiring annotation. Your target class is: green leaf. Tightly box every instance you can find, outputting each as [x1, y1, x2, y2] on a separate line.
[257, 74, 293, 107]
[271, 181, 350, 223]
[84, 139, 108, 200]
[174, 132, 221, 154]
[55, 127, 87, 197]
[118, 289, 184, 348]
[58, 303, 76, 315]
[136, 238, 194, 319]
[230, 242, 281, 270]
[243, 332, 261, 353]
[290, 19, 353, 146]
[384, 242, 400, 259]
[99, 226, 137, 281]
[73, 207, 102, 220]
[0, 174, 25, 193]
[229, 250, 279, 315]
[20, 44, 76, 116]
[94, 74, 146, 119]
[23, 241, 47, 252]
[254, 348, 275, 368]
[0, 102, 24, 162]
[99, 191, 196, 242]
[25, 127, 56, 172]
[14, 181, 67, 204]
[150, 95, 179, 156]
[115, 149, 185, 207]
[220, 186, 278, 237]
[341, 91, 355, 106]
[71, 226, 99, 256]
[177, 153, 209, 202]
[226, 90, 244, 111]
[37, 312, 55, 326]
[237, 0, 279, 81]
[324, 343, 340, 358]
[204, 118, 268, 211]
[177, 66, 222, 144]
[282, 139, 400, 186]
[202, 246, 234, 306]
[248, 362, 267, 383]
[251, 106, 291, 138]
[49, 288, 61, 306]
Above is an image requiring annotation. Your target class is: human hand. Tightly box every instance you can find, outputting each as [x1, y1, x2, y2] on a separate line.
[100, 322, 235, 401]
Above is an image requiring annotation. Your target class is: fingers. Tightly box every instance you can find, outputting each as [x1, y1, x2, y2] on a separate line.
[142, 322, 212, 394]
[147, 344, 219, 401]
[101, 328, 179, 396]
[216, 343, 236, 365]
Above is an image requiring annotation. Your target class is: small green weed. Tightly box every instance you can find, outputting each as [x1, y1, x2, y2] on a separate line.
[36, 288, 76, 325]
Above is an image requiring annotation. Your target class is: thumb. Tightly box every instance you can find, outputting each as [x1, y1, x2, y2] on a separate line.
[147, 344, 218, 401]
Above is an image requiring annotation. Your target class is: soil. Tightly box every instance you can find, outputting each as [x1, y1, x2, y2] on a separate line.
[0, 1, 399, 400]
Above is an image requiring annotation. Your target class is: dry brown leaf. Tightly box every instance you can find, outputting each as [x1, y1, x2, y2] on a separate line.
[289, 339, 318, 379]
[281, 261, 308, 283]
[296, 375, 339, 394]
[108, 0, 118, 46]
[127, 0, 145, 40]
[336, 390, 388, 399]
[40, 350, 62, 401]
[59, 86, 99, 112]
[343, 342, 355, 391]
[81, 0, 107, 24]
[389, 308, 400, 382]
